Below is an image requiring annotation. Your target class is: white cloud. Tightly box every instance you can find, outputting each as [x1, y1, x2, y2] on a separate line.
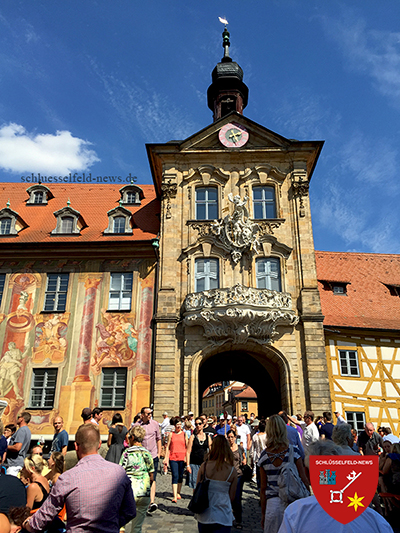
[270, 88, 341, 140]
[315, 181, 399, 254]
[336, 131, 399, 191]
[0, 123, 100, 175]
[321, 13, 400, 102]
[88, 57, 199, 142]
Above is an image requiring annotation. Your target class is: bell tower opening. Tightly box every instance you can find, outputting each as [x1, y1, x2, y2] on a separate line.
[198, 350, 281, 418]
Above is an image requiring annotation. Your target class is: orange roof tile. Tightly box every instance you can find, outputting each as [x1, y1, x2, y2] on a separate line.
[234, 386, 257, 399]
[315, 251, 400, 331]
[0, 183, 160, 244]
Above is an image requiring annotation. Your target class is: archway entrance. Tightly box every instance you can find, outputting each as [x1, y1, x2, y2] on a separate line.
[198, 350, 281, 417]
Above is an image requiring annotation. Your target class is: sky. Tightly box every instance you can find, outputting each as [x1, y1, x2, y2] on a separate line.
[1, 1, 400, 254]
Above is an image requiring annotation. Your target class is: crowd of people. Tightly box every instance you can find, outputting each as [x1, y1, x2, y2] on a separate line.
[0, 406, 398, 532]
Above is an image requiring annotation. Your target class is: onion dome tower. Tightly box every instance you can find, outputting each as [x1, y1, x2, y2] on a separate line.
[207, 25, 249, 122]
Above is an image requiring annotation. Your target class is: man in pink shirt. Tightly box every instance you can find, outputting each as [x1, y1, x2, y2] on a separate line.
[134, 406, 161, 513]
[23, 424, 135, 533]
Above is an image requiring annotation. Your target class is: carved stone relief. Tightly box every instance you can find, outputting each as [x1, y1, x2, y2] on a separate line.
[161, 180, 178, 219]
[183, 283, 298, 346]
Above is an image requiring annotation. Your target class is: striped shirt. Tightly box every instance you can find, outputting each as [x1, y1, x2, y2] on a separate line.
[258, 445, 301, 499]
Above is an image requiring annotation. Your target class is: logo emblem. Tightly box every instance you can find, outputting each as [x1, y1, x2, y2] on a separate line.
[309, 455, 379, 524]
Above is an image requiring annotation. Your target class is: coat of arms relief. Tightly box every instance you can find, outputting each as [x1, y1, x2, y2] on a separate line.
[184, 194, 298, 346]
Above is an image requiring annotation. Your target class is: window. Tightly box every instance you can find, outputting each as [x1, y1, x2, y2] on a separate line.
[0, 218, 11, 235]
[0, 274, 5, 305]
[242, 401, 248, 411]
[195, 187, 218, 220]
[61, 217, 74, 233]
[100, 368, 127, 408]
[109, 273, 133, 310]
[126, 192, 137, 204]
[253, 186, 276, 219]
[256, 258, 281, 291]
[339, 350, 360, 377]
[333, 285, 345, 295]
[195, 258, 219, 292]
[29, 368, 58, 409]
[113, 217, 126, 234]
[33, 191, 44, 204]
[345, 411, 365, 433]
[44, 274, 69, 312]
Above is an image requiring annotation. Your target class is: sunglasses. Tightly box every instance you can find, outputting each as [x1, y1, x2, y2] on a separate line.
[195, 422, 203, 426]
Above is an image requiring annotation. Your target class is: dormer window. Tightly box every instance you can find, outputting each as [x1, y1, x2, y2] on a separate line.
[113, 217, 126, 234]
[0, 218, 11, 235]
[333, 285, 345, 295]
[0, 205, 27, 236]
[33, 191, 44, 204]
[319, 279, 350, 295]
[52, 205, 86, 235]
[383, 283, 400, 297]
[61, 216, 74, 233]
[104, 206, 133, 235]
[26, 185, 52, 205]
[119, 185, 144, 205]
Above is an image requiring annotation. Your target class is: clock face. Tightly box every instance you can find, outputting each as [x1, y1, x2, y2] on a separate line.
[219, 123, 249, 148]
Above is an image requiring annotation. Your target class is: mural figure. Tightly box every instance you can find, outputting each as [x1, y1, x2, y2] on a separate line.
[32, 314, 69, 364]
[0, 342, 28, 399]
[91, 309, 138, 374]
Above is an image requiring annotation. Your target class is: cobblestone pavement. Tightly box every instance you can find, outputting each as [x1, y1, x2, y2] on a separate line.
[142, 471, 263, 533]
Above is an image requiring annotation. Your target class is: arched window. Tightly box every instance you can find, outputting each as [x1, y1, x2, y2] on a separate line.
[256, 257, 281, 291]
[33, 191, 44, 204]
[195, 187, 218, 220]
[195, 258, 219, 292]
[0, 218, 12, 235]
[253, 186, 276, 219]
[113, 216, 126, 233]
[61, 216, 74, 233]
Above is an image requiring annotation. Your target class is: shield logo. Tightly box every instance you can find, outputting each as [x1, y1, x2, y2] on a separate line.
[309, 455, 379, 524]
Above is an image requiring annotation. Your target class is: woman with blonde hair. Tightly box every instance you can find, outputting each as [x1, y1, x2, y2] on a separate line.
[194, 435, 238, 532]
[45, 451, 64, 486]
[258, 414, 309, 533]
[120, 425, 154, 532]
[21, 455, 50, 510]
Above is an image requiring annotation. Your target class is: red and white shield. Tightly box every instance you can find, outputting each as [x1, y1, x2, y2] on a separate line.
[309, 455, 379, 524]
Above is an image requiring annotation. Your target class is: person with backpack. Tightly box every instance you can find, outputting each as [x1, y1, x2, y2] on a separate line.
[258, 415, 309, 533]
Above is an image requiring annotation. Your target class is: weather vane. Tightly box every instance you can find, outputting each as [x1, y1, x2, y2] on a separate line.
[219, 17, 228, 26]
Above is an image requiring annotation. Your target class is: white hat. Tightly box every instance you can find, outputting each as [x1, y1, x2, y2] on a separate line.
[188, 411, 194, 416]
[383, 434, 400, 444]
[163, 411, 168, 416]
[220, 414, 224, 420]
[227, 415, 232, 420]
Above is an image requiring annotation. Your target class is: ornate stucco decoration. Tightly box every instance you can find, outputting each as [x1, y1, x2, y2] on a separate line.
[183, 283, 299, 346]
[161, 179, 177, 219]
[291, 173, 309, 218]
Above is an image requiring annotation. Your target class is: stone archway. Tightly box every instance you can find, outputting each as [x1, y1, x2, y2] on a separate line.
[199, 350, 282, 417]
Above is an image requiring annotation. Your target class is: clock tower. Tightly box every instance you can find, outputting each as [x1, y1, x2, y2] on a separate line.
[148, 27, 331, 419]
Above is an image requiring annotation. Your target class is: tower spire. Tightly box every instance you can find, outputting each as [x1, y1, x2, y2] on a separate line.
[207, 22, 249, 122]
[222, 25, 231, 61]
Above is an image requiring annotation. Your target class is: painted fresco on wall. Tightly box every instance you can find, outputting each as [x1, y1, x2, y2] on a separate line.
[0, 272, 39, 425]
[91, 309, 137, 374]
[33, 313, 69, 363]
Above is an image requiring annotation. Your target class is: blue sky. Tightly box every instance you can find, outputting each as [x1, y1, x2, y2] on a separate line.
[1, 1, 400, 254]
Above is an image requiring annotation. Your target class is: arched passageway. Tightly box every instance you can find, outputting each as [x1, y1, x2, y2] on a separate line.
[198, 350, 281, 417]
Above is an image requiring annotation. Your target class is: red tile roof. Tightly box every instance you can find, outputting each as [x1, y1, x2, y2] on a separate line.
[234, 386, 257, 399]
[0, 183, 160, 243]
[315, 251, 400, 331]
